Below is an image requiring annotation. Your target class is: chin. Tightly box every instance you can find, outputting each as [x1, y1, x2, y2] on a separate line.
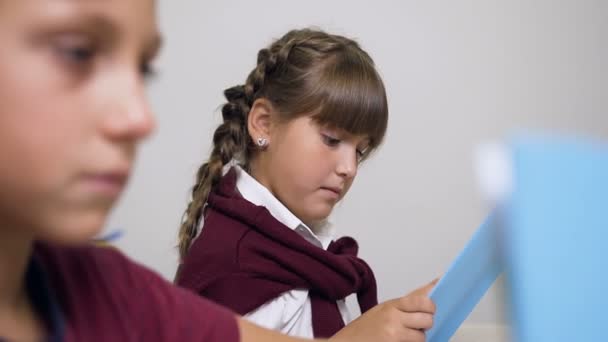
[305, 208, 333, 224]
[40, 210, 109, 246]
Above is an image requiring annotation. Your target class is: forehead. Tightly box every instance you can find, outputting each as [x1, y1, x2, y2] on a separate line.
[0, 0, 159, 45]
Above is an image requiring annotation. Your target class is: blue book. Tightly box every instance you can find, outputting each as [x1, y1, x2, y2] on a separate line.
[504, 136, 608, 341]
[427, 214, 503, 341]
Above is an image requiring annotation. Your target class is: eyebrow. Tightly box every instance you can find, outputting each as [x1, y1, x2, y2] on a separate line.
[61, 12, 121, 41]
[54, 10, 162, 59]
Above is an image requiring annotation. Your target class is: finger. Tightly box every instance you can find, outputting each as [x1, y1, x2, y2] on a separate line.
[394, 295, 436, 314]
[430, 277, 440, 286]
[402, 312, 434, 330]
[413, 278, 440, 296]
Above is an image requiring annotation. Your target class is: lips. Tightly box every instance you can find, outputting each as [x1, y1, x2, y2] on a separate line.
[92, 172, 128, 185]
[80, 168, 130, 197]
[321, 186, 342, 197]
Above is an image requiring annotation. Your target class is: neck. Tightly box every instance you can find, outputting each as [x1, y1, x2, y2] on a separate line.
[0, 222, 33, 313]
[0, 220, 45, 341]
[247, 159, 270, 191]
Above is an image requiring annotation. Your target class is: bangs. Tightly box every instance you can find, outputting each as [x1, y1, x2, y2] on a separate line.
[305, 51, 388, 150]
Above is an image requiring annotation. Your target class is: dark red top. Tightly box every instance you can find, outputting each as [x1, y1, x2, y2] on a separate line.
[15, 242, 240, 342]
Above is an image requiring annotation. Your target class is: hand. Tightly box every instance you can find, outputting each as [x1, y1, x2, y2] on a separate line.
[330, 279, 438, 342]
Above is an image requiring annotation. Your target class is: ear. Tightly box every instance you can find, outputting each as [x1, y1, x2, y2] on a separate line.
[247, 98, 276, 146]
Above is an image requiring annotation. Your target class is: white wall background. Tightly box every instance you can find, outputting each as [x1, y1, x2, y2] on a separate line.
[106, 0, 607, 325]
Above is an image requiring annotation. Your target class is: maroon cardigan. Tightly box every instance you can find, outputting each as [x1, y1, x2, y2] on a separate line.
[176, 168, 378, 337]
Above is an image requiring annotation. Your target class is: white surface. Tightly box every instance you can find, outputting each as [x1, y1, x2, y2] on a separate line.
[452, 323, 510, 342]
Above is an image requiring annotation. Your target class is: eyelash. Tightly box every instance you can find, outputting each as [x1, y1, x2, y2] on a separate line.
[139, 62, 156, 79]
[55, 42, 95, 66]
[322, 134, 341, 147]
[321, 134, 366, 160]
[356, 149, 366, 161]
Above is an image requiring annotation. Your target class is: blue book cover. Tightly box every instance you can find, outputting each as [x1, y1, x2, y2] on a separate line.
[427, 214, 503, 341]
[504, 136, 608, 341]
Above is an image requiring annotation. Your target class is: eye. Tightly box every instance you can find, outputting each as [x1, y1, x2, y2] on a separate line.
[355, 144, 371, 163]
[321, 133, 341, 147]
[53, 34, 97, 66]
[356, 149, 365, 160]
[139, 60, 157, 80]
[60, 46, 94, 62]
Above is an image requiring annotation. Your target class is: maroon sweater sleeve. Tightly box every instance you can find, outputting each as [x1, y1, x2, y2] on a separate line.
[37, 243, 240, 342]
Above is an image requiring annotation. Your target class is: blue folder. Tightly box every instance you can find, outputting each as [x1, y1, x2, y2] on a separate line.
[503, 136, 608, 341]
[427, 214, 503, 341]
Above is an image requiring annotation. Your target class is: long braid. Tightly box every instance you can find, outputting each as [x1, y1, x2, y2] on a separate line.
[177, 86, 251, 260]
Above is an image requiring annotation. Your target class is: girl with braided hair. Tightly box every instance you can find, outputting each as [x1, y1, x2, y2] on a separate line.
[0, 2, 435, 341]
[176, 28, 437, 341]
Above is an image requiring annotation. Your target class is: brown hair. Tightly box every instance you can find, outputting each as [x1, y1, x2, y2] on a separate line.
[177, 28, 388, 261]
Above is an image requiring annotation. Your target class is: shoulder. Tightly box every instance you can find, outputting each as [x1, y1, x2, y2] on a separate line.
[184, 205, 252, 268]
[35, 242, 136, 293]
[36, 242, 240, 342]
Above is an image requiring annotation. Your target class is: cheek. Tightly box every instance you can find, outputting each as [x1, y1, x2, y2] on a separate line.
[0, 113, 54, 196]
[0, 58, 83, 171]
[0, 97, 88, 234]
[1, 104, 78, 188]
[279, 143, 330, 187]
[288, 136, 332, 170]
[272, 134, 316, 173]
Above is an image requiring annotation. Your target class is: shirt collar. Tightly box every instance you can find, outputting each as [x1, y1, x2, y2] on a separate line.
[234, 165, 335, 249]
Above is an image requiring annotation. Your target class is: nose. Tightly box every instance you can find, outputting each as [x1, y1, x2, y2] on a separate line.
[335, 145, 358, 179]
[101, 70, 156, 142]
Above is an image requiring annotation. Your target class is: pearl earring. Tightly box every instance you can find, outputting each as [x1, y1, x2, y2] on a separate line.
[256, 137, 268, 148]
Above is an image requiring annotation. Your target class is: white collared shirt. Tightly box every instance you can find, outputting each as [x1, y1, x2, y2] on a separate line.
[223, 165, 353, 338]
